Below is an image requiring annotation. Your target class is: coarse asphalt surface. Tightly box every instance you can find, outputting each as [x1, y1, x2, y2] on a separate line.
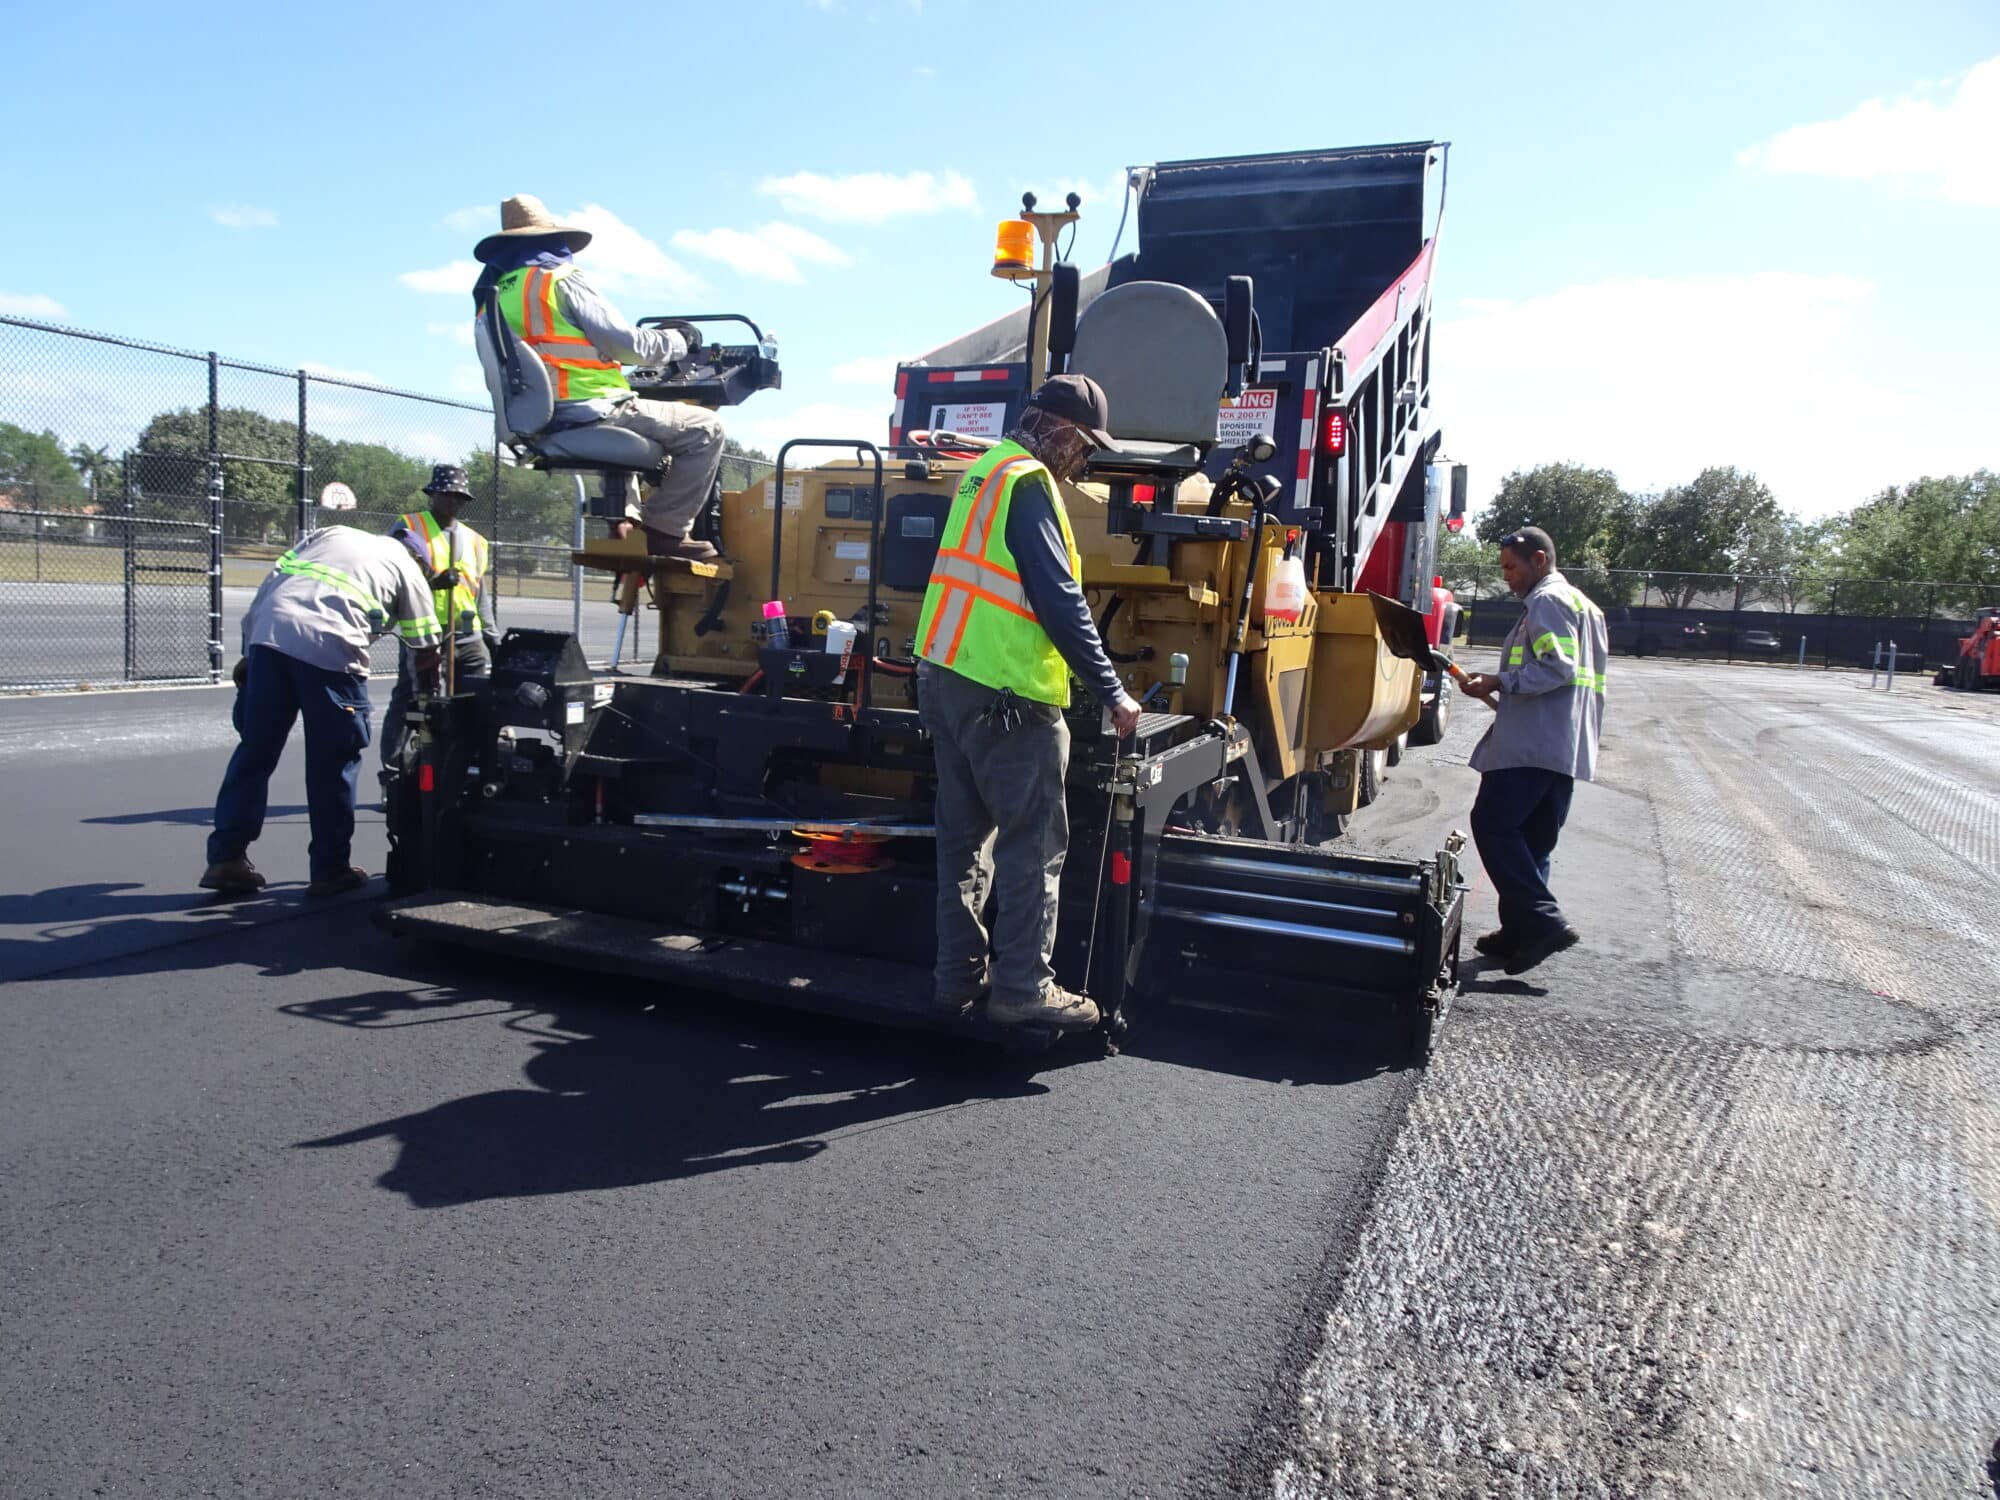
[1, 654, 1996, 1497]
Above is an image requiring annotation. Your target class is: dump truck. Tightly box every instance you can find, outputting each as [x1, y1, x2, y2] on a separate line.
[383, 141, 1469, 1060]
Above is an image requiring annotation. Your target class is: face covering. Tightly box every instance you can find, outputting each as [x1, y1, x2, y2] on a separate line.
[1015, 409, 1092, 481]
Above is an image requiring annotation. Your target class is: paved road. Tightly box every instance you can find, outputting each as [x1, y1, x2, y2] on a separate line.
[1, 659, 1995, 1497]
[0, 581, 635, 689]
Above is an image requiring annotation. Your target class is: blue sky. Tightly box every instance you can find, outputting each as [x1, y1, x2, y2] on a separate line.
[6, 0, 1996, 516]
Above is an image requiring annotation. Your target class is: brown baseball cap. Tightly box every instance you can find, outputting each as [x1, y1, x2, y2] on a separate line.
[1025, 373, 1116, 449]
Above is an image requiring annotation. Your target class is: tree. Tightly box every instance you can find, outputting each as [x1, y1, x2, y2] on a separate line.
[1830, 472, 2000, 614]
[68, 443, 118, 505]
[131, 406, 304, 542]
[1476, 463, 1642, 604]
[1629, 466, 1783, 608]
[0, 422, 88, 508]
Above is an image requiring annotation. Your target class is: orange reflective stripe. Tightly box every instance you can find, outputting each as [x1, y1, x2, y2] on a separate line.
[921, 582, 962, 658]
[968, 457, 1034, 558]
[524, 332, 596, 348]
[522, 270, 541, 340]
[545, 357, 618, 371]
[935, 545, 1020, 583]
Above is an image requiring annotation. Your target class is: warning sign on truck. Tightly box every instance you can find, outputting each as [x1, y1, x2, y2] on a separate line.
[1217, 388, 1280, 447]
[929, 401, 1007, 440]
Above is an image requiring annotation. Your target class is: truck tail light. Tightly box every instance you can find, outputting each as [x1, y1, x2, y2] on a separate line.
[1321, 411, 1347, 456]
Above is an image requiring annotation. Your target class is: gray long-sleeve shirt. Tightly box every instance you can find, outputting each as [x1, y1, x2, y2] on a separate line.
[1004, 472, 1126, 708]
[516, 252, 688, 421]
[1468, 568, 1609, 780]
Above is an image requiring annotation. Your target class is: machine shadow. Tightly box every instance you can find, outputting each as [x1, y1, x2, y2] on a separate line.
[81, 804, 311, 827]
[290, 945, 1060, 1208]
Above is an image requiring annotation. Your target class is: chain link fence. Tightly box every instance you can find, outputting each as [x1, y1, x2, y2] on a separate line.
[1, 314, 773, 689]
[1443, 562, 2000, 672]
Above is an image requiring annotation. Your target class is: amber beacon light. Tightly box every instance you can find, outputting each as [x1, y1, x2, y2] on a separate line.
[991, 218, 1036, 278]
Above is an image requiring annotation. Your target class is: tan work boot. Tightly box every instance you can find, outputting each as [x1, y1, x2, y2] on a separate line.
[306, 866, 369, 898]
[987, 985, 1100, 1031]
[647, 528, 720, 563]
[199, 858, 266, 896]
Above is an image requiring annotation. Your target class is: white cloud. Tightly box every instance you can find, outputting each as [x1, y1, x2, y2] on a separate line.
[564, 204, 706, 298]
[1738, 56, 2000, 206]
[301, 361, 385, 385]
[426, 320, 475, 347]
[0, 292, 65, 318]
[400, 259, 482, 295]
[212, 204, 279, 230]
[443, 205, 492, 232]
[398, 207, 703, 301]
[830, 355, 899, 386]
[672, 222, 850, 284]
[1433, 272, 1988, 518]
[757, 169, 977, 224]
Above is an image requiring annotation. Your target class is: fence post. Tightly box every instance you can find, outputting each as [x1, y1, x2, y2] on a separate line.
[1870, 640, 1881, 687]
[206, 352, 224, 682]
[1638, 574, 1651, 657]
[572, 476, 588, 640]
[122, 454, 137, 683]
[1728, 575, 1741, 663]
[1823, 582, 1838, 669]
[296, 371, 311, 540]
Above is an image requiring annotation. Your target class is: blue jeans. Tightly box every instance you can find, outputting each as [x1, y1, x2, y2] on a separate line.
[209, 645, 372, 880]
[1470, 767, 1575, 939]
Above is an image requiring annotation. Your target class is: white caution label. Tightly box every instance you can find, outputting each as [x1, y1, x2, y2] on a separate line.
[762, 477, 804, 511]
[930, 401, 1007, 439]
[834, 539, 870, 560]
[1218, 387, 1280, 446]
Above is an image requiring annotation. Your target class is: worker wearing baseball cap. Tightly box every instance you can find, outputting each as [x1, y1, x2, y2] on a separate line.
[916, 374, 1142, 1031]
[380, 463, 498, 768]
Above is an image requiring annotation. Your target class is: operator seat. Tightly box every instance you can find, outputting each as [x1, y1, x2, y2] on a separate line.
[473, 310, 666, 487]
[1069, 280, 1226, 481]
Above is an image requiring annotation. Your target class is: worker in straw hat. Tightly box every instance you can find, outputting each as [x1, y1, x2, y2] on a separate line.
[471, 194, 727, 563]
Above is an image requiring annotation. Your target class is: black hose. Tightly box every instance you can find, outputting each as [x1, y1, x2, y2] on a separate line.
[1096, 594, 1154, 664]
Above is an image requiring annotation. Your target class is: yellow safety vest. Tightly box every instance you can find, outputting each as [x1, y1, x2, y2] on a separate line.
[398, 510, 489, 635]
[916, 440, 1083, 707]
[494, 264, 631, 402]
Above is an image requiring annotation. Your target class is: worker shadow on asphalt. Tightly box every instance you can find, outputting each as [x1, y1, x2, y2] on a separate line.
[80, 804, 311, 827]
[0, 881, 350, 984]
[290, 950, 1060, 1209]
[1120, 1009, 1415, 1085]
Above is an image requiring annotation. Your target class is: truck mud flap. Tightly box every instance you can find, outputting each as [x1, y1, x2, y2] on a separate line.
[1134, 832, 1462, 1058]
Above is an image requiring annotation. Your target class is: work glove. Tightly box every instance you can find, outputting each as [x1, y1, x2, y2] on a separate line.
[483, 633, 502, 661]
[231, 657, 249, 689]
[664, 321, 702, 363]
[430, 568, 461, 591]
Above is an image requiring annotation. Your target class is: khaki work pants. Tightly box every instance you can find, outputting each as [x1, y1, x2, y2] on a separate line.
[601, 397, 727, 539]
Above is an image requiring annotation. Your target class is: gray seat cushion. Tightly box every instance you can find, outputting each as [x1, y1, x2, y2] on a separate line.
[535, 423, 666, 468]
[1084, 439, 1204, 474]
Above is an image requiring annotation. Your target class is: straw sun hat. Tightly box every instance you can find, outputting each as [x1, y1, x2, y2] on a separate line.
[473, 195, 593, 263]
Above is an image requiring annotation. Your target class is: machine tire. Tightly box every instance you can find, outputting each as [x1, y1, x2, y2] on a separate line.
[1409, 681, 1451, 747]
[1386, 731, 1408, 768]
[1358, 747, 1385, 807]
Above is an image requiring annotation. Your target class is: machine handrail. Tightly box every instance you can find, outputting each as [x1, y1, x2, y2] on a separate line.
[771, 437, 886, 708]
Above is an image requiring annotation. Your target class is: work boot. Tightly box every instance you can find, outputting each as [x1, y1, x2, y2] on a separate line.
[1504, 924, 1580, 976]
[987, 984, 1101, 1031]
[1473, 928, 1518, 959]
[648, 530, 720, 563]
[306, 866, 369, 898]
[199, 858, 266, 896]
[936, 983, 990, 1023]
